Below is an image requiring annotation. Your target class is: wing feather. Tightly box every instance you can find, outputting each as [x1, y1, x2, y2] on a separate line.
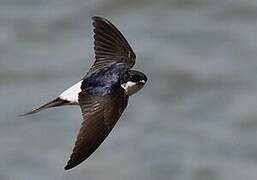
[64, 91, 128, 170]
[88, 16, 136, 74]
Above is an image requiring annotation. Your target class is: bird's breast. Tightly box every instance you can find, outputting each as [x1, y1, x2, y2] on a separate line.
[121, 81, 144, 96]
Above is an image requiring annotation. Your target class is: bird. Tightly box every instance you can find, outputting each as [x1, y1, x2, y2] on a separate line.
[22, 16, 147, 170]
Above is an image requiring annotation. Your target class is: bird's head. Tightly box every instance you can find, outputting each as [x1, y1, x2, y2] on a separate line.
[120, 70, 147, 96]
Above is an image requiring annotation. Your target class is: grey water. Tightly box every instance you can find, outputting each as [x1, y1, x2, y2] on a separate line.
[1, 0, 257, 179]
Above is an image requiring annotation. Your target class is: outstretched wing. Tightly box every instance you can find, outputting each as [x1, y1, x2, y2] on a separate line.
[88, 16, 136, 74]
[64, 91, 128, 170]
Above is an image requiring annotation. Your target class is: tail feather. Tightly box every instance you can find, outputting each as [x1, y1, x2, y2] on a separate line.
[20, 98, 70, 116]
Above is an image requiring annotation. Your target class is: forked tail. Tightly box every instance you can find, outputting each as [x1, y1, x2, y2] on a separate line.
[20, 97, 70, 116]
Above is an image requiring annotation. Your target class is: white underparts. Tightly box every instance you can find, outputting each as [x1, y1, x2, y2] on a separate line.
[121, 81, 144, 96]
[59, 80, 82, 103]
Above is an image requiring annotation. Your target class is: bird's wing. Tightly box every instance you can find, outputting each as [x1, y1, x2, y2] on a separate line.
[64, 91, 128, 170]
[88, 16, 136, 74]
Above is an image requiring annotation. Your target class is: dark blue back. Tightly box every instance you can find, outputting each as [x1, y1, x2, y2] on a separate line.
[81, 63, 129, 96]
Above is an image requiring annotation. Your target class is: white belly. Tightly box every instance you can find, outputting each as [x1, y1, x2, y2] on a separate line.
[59, 80, 82, 103]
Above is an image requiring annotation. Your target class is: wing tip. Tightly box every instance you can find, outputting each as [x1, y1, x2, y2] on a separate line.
[92, 16, 109, 23]
[64, 163, 73, 171]
[64, 158, 77, 170]
[64, 157, 85, 171]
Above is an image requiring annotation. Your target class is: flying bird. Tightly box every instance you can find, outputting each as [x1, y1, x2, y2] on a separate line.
[22, 16, 147, 170]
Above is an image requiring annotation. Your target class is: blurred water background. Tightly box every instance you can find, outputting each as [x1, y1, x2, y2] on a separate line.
[1, 0, 257, 179]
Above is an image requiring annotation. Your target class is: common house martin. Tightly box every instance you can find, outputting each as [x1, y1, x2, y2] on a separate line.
[22, 16, 147, 170]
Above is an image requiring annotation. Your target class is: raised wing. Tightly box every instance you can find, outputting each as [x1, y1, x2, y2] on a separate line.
[88, 16, 136, 73]
[64, 91, 128, 170]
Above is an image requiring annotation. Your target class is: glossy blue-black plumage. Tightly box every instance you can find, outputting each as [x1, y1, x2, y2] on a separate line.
[81, 63, 129, 96]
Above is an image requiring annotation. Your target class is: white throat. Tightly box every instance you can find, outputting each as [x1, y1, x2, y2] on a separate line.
[59, 80, 82, 103]
[121, 81, 144, 96]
